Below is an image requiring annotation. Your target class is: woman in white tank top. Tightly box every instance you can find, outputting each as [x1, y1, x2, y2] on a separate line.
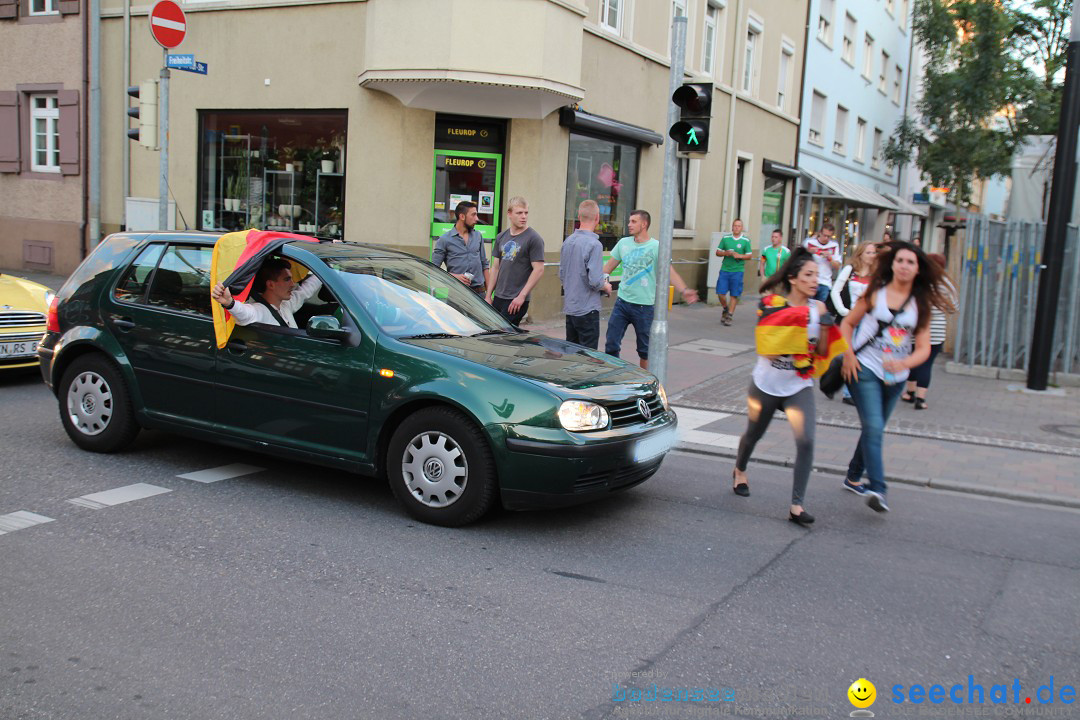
[839, 242, 956, 514]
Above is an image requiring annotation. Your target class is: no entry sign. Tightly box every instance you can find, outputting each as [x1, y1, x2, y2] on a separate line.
[149, 0, 186, 49]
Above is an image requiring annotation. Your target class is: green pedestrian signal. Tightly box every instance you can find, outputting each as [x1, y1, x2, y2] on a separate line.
[669, 83, 712, 153]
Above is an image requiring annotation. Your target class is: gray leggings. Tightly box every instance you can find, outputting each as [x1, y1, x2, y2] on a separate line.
[735, 381, 816, 506]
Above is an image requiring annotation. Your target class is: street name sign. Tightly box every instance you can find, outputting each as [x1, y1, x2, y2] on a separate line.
[166, 53, 195, 69]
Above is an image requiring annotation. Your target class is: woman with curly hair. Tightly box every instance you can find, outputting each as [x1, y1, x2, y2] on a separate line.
[840, 241, 956, 512]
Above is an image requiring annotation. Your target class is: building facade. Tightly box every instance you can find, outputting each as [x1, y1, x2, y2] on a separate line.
[0, 0, 87, 274]
[795, 0, 916, 253]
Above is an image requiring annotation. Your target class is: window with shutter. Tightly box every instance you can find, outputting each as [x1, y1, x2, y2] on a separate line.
[0, 91, 20, 173]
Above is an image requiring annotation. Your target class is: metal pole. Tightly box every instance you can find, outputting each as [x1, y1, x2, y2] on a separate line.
[1029, 3, 1080, 389]
[122, 0, 130, 230]
[647, 14, 686, 385]
[158, 50, 170, 230]
[88, 0, 101, 247]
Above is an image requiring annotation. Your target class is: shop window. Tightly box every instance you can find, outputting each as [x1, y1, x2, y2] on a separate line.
[564, 132, 639, 250]
[759, 176, 786, 250]
[198, 110, 347, 239]
[30, 94, 60, 173]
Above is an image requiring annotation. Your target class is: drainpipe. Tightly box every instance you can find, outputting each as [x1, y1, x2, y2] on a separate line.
[899, 11, 916, 242]
[793, 0, 812, 243]
[88, 0, 101, 247]
[80, 0, 88, 258]
[123, 0, 130, 229]
[720, 0, 744, 226]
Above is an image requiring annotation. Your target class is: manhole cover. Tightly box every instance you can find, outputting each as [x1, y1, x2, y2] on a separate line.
[1041, 424, 1080, 439]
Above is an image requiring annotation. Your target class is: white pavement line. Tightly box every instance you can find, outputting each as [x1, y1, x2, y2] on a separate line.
[681, 429, 741, 449]
[673, 406, 732, 430]
[177, 463, 265, 484]
[0, 511, 55, 535]
[67, 483, 172, 510]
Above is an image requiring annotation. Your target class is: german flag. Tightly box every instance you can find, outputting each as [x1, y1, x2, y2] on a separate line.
[210, 229, 319, 349]
[754, 294, 847, 379]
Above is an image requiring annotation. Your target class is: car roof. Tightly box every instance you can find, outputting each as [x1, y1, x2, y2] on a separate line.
[131, 233, 418, 261]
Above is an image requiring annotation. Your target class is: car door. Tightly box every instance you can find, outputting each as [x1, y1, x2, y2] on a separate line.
[108, 241, 219, 429]
[212, 266, 375, 464]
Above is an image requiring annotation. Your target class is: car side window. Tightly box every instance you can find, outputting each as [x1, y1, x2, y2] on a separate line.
[292, 267, 345, 332]
[114, 243, 166, 304]
[146, 244, 214, 316]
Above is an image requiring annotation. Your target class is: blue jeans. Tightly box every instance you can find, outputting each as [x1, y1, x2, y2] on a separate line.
[845, 367, 904, 495]
[605, 297, 653, 360]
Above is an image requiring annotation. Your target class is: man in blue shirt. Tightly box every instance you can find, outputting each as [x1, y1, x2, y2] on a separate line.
[431, 201, 491, 295]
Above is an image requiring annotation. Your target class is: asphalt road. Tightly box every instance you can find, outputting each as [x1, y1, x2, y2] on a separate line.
[2, 370, 1078, 720]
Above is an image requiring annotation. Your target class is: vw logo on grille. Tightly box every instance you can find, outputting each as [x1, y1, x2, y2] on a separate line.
[637, 398, 651, 420]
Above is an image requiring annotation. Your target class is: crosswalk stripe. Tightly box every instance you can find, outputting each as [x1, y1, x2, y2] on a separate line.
[68, 483, 172, 510]
[0, 511, 55, 535]
[177, 463, 265, 484]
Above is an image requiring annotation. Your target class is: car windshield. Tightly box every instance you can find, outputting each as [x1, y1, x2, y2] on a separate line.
[325, 256, 515, 338]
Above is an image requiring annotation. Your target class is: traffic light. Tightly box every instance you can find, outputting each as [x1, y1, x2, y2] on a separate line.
[127, 80, 158, 148]
[669, 83, 712, 153]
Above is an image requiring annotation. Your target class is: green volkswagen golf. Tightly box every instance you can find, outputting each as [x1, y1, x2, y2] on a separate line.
[38, 233, 678, 526]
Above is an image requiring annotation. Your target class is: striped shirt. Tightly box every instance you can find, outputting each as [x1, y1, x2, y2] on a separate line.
[930, 279, 957, 346]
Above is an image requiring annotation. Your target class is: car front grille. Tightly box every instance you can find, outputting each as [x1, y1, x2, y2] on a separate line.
[0, 311, 46, 329]
[606, 394, 665, 428]
[0, 332, 42, 344]
[573, 456, 665, 494]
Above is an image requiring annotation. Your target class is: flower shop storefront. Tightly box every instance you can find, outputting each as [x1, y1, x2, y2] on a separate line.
[197, 110, 348, 239]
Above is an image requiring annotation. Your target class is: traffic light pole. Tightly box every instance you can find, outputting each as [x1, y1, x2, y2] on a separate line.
[159, 50, 170, 231]
[647, 14, 687, 385]
[1028, 3, 1080, 391]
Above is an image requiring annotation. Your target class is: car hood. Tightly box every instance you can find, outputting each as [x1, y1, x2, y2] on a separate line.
[0, 274, 52, 313]
[401, 332, 658, 398]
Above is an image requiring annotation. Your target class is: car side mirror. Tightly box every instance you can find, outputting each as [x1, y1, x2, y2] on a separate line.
[306, 315, 350, 341]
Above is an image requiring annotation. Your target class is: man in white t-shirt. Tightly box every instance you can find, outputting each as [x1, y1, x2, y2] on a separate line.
[802, 221, 841, 302]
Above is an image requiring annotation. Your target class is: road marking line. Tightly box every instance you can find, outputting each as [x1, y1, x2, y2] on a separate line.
[0, 511, 55, 535]
[177, 463, 265, 484]
[673, 406, 732, 430]
[67, 483, 172, 510]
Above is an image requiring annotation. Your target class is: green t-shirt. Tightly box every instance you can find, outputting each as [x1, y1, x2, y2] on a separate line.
[611, 236, 660, 305]
[761, 244, 791, 277]
[718, 234, 752, 272]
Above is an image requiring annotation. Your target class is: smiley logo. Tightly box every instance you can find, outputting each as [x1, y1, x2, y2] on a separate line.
[848, 678, 876, 709]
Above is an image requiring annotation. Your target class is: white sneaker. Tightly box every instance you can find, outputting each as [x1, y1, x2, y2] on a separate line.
[865, 491, 890, 513]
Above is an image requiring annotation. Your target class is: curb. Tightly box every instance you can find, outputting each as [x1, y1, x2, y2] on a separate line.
[675, 441, 1080, 511]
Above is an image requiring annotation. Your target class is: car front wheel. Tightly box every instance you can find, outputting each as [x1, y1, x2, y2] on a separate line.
[59, 355, 140, 453]
[387, 407, 497, 527]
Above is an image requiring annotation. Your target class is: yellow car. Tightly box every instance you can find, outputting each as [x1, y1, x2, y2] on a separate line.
[0, 273, 54, 371]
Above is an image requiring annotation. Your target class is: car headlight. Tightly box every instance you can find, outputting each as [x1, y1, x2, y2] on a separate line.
[657, 383, 669, 411]
[558, 400, 610, 432]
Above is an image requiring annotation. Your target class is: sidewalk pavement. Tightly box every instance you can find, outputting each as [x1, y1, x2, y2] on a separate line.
[521, 295, 1080, 510]
[11, 266, 1079, 509]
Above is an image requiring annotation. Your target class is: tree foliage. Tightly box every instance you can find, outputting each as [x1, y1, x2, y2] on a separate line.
[884, 0, 1071, 202]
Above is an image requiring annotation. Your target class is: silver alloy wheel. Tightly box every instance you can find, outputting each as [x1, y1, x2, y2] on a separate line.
[66, 370, 113, 436]
[400, 430, 468, 508]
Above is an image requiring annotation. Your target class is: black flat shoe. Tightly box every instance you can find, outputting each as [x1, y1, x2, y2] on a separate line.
[788, 510, 815, 525]
[901, 391, 916, 403]
[732, 470, 750, 497]
[914, 398, 927, 410]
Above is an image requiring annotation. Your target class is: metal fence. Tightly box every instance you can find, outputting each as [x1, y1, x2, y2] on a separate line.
[955, 214, 1080, 375]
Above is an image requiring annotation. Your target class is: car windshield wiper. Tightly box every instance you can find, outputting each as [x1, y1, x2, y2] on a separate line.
[470, 329, 515, 337]
[399, 332, 463, 339]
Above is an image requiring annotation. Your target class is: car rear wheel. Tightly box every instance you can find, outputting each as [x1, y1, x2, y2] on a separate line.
[59, 355, 140, 453]
[387, 407, 497, 527]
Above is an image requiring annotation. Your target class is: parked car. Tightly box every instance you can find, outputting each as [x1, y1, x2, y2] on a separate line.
[38, 233, 678, 526]
[1, 273, 54, 372]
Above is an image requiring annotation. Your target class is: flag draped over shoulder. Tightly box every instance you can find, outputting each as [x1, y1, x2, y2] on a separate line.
[210, 229, 319, 349]
[754, 293, 846, 379]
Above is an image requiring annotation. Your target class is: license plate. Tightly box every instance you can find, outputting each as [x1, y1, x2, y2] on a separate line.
[634, 428, 676, 463]
[0, 340, 39, 358]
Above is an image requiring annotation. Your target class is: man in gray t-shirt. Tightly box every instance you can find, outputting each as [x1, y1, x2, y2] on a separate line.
[490, 197, 545, 326]
[559, 199, 612, 349]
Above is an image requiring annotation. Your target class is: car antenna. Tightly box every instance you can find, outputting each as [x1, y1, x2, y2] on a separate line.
[164, 174, 190, 231]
